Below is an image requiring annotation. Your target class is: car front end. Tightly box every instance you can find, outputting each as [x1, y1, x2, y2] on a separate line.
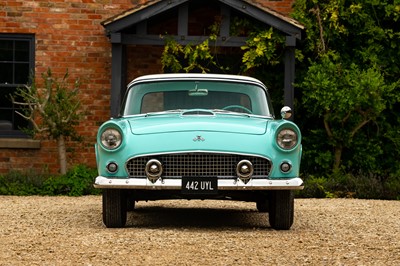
[94, 113, 302, 191]
[94, 73, 303, 229]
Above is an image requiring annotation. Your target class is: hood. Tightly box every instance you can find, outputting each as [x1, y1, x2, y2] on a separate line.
[127, 113, 268, 135]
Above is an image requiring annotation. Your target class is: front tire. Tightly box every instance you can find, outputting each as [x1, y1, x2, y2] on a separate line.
[102, 189, 127, 228]
[268, 190, 294, 230]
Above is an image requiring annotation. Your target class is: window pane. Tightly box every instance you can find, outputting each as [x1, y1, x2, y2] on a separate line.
[0, 110, 13, 130]
[0, 40, 13, 61]
[0, 87, 14, 108]
[0, 35, 34, 137]
[15, 41, 30, 62]
[0, 63, 13, 84]
[0, 109, 30, 131]
[0, 109, 12, 121]
[15, 63, 29, 84]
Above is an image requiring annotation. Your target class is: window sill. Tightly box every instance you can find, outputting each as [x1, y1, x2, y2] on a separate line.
[0, 138, 41, 149]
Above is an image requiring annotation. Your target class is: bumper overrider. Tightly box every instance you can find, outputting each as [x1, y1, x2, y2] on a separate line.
[94, 176, 304, 190]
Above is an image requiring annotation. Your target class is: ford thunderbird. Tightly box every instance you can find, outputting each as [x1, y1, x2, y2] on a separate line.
[94, 73, 303, 229]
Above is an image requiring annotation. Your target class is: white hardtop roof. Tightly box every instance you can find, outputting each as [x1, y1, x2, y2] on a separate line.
[128, 73, 266, 88]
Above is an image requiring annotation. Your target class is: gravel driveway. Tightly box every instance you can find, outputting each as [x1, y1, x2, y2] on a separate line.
[0, 196, 399, 265]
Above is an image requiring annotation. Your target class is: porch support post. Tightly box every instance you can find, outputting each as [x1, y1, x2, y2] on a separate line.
[284, 35, 296, 120]
[178, 3, 188, 37]
[110, 37, 126, 118]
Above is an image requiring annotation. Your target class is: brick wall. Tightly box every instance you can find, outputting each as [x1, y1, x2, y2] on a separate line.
[0, 0, 134, 174]
[0, 0, 295, 174]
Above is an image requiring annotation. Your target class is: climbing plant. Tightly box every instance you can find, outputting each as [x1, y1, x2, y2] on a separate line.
[161, 20, 285, 75]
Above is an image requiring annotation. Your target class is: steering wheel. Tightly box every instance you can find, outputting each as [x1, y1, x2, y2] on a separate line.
[222, 105, 253, 114]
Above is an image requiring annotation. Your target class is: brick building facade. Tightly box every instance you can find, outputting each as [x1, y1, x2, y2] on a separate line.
[0, 0, 295, 174]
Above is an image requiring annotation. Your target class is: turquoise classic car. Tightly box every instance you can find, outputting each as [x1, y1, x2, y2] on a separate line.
[94, 73, 303, 229]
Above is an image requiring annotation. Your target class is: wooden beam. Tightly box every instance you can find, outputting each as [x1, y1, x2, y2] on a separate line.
[110, 43, 126, 117]
[284, 36, 296, 120]
[136, 21, 147, 35]
[112, 33, 247, 47]
[220, 4, 230, 38]
[178, 3, 188, 37]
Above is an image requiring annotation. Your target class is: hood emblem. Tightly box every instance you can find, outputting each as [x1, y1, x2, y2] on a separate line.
[193, 135, 205, 142]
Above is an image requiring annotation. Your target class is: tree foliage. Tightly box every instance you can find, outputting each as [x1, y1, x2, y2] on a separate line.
[12, 69, 83, 174]
[292, 0, 400, 174]
[301, 52, 397, 170]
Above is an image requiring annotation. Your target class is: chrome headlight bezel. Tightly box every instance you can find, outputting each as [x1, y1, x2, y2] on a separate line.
[100, 127, 123, 150]
[276, 127, 299, 151]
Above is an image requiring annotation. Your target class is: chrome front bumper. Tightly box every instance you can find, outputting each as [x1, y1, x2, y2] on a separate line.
[94, 176, 304, 190]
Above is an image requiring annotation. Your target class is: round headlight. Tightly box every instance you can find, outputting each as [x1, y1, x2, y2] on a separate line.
[277, 128, 298, 150]
[100, 128, 122, 150]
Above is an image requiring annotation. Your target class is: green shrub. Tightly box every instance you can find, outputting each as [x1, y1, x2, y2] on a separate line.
[0, 170, 46, 196]
[0, 164, 99, 196]
[383, 171, 400, 200]
[325, 172, 357, 198]
[41, 165, 99, 196]
[297, 170, 400, 200]
[350, 173, 384, 199]
[297, 175, 331, 198]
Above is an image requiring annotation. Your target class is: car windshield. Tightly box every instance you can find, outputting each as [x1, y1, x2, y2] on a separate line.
[121, 80, 273, 116]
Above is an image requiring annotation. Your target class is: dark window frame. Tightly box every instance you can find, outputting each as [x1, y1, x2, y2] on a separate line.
[0, 33, 35, 138]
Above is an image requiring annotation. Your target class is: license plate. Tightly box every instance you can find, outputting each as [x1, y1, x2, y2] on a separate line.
[182, 177, 218, 195]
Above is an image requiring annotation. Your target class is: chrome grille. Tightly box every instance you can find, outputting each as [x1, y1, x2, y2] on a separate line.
[126, 153, 271, 178]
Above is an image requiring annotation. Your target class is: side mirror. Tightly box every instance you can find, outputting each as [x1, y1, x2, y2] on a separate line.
[280, 106, 292, 119]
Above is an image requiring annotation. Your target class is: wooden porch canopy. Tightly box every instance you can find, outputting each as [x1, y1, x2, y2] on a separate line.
[101, 0, 304, 118]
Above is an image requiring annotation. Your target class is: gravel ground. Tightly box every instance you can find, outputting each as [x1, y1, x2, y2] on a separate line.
[0, 196, 399, 265]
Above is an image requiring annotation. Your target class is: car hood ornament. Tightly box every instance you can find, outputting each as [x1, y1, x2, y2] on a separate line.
[193, 135, 205, 142]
